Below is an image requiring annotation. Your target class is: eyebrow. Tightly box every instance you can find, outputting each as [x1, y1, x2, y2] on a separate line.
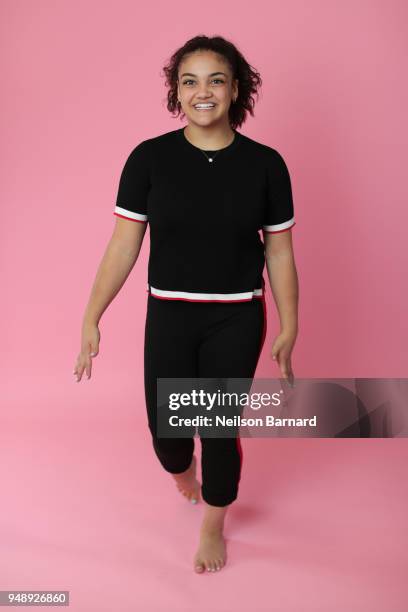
[180, 72, 227, 78]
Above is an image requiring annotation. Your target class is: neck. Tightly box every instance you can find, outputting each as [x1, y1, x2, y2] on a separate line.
[184, 122, 235, 150]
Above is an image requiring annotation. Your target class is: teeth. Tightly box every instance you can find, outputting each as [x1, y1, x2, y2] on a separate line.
[195, 104, 215, 108]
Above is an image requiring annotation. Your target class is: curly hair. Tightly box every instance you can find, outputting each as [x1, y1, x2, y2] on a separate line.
[162, 35, 262, 130]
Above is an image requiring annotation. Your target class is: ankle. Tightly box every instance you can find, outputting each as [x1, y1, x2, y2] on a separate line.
[201, 525, 224, 538]
[201, 519, 225, 535]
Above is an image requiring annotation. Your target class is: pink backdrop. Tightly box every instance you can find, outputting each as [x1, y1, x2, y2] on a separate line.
[1, 1, 407, 610]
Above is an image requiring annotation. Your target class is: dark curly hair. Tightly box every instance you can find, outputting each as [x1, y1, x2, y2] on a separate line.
[162, 35, 262, 130]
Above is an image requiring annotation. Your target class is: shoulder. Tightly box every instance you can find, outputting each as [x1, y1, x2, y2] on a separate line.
[239, 132, 288, 166]
[124, 129, 180, 160]
[135, 129, 180, 151]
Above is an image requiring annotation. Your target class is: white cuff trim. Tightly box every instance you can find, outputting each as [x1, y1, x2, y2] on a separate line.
[114, 206, 148, 222]
[263, 217, 295, 233]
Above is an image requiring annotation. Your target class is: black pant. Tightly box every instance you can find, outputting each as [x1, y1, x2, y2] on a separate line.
[144, 292, 267, 506]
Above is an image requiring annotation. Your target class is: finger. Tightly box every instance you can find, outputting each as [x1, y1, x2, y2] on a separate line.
[75, 365, 84, 382]
[283, 358, 296, 387]
[85, 360, 92, 379]
[90, 338, 99, 358]
[280, 367, 288, 378]
[279, 355, 290, 378]
[73, 356, 81, 374]
[73, 355, 80, 373]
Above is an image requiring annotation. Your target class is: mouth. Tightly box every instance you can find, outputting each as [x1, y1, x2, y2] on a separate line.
[193, 103, 216, 111]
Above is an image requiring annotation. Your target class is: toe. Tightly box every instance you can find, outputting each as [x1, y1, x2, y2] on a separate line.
[195, 562, 204, 573]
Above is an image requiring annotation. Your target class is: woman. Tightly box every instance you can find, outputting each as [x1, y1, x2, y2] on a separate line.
[73, 35, 299, 574]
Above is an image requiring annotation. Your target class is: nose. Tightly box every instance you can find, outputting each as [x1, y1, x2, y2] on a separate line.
[196, 86, 212, 98]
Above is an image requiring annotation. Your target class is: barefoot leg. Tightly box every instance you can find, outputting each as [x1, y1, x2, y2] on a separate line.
[194, 503, 228, 573]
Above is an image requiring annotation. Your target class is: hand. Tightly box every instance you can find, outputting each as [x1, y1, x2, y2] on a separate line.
[270, 329, 297, 387]
[73, 321, 101, 382]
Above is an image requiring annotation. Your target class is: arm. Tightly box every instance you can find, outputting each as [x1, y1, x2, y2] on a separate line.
[74, 139, 151, 381]
[263, 227, 299, 384]
[74, 217, 147, 382]
[263, 227, 298, 333]
[82, 217, 147, 326]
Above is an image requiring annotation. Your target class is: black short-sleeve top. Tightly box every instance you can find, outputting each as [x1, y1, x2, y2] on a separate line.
[114, 127, 296, 302]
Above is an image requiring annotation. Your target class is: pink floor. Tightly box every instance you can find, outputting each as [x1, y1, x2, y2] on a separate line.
[1, 396, 407, 612]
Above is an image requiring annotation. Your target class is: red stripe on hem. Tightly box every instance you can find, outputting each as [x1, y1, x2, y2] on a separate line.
[149, 294, 262, 303]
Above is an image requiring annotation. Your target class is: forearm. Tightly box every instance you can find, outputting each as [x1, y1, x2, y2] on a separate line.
[265, 252, 299, 333]
[82, 239, 139, 326]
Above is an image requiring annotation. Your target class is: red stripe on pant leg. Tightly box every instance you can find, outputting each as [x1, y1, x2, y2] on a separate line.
[259, 279, 268, 357]
[236, 435, 243, 483]
[236, 283, 268, 484]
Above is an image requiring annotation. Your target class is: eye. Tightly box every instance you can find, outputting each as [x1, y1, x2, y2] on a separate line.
[181, 78, 225, 86]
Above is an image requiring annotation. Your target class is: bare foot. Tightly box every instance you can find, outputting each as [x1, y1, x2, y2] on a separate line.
[194, 526, 226, 573]
[171, 455, 201, 504]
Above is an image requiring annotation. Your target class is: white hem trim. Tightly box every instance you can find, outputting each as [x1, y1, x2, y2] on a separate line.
[149, 285, 263, 301]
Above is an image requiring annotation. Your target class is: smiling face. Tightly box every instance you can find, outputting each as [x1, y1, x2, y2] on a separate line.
[177, 50, 238, 129]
